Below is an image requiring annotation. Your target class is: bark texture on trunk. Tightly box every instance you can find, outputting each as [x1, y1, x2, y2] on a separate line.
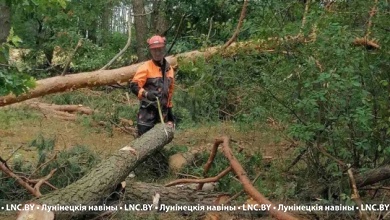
[30, 124, 174, 219]
[150, 0, 169, 36]
[0, 2, 11, 44]
[300, 165, 390, 201]
[125, 181, 227, 206]
[133, 0, 148, 61]
[355, 165, 390, 188]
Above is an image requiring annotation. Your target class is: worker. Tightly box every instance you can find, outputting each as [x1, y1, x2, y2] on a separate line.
[129, 35, 175, 136]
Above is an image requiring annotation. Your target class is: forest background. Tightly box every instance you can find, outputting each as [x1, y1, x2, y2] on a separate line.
[0, 0, 390, 219]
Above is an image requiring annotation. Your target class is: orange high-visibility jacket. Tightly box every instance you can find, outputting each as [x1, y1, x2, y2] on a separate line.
[129, 59, 174, 108]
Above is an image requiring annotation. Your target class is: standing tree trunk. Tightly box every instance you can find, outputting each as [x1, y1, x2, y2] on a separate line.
[132, 0, 148, 61]
[0, 1, 11, 65]
[150, 0, 169, 36]
[0, 1, 11, 44]
[101, 2, 113, 45]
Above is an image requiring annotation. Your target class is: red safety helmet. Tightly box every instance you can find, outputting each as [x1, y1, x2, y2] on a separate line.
[147, 35, 166, 49]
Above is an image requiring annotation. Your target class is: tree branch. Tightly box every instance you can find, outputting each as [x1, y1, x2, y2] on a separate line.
[225, 171, 262, 204]
[4, 145, 24, 163]
[0, 157, 41, 197]
[33, 169, 57, 197]
[347, 166, 369, 220]
[218, 136, 298, 220]
[166, 13, 187, 55]
[299, 0, 310, 36]
[61, 38, 83, 76]
[223, 0, 248, 49]
[100, 13, 132, 70]
[28, 153, 57, 179]
[365, 0, 379, 39]
[164, 166, 232, 187]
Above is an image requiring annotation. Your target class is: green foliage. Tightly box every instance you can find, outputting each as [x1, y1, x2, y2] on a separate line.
[0, 137, 99, 203]
[165, 0, 243, 51]
[1, 0, 389, 210]
[40, 145, 100, 189]
[0, 68, 35, 96]
[45, 89, 138, 135]
[71, 32, 131, 72]
[0, 36, 36, 95]
[0, 106, 39, 128]
[29, 134, 56, 166]
[282, 4, 390, 172]
[168, 145, 188, 154]
[169, 0, 390, 203]
[9, 0, 129, 76]
[174, 50, 270, 123]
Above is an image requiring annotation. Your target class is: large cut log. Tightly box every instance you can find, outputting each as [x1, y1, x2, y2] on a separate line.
[125, 181, 260, 219]
[125, 181, 228, 206]
[300, 165, 390, 201]
[355, 165, 390, 188]
[16, 180, 229, 220]
[17, 123, 174, 220]
[0, 45, 223, 107]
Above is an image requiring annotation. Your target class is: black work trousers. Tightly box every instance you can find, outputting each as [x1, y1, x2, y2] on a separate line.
[137, 102, 167, 137]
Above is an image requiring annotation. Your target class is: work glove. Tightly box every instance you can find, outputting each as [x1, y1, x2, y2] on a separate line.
[144, 90, 160, 101]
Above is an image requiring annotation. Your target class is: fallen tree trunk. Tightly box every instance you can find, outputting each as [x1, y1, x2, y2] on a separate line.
[17, 124, 174, 220]
[125, 181, 268, 219]
[16, 180, 229, 220]
[0, 39, 289, 107]
[0, 30, 316, 107]
[300, 165, 390, 201]
[168, 145, 208, 172]
[0, 45, 222, 107]
[27, 102, 95, 121]
[0, 63, 142, 107]
[355, 165, 390, 188]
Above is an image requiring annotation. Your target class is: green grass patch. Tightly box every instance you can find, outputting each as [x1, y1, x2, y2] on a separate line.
[0, 106, 40, 128]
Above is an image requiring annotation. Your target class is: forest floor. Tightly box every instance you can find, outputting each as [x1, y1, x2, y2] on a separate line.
[0, 89, 295, 220]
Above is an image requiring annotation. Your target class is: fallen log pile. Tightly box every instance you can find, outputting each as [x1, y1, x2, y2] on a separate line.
[1, 122, 303, 220]
[2, 124, 390, 220]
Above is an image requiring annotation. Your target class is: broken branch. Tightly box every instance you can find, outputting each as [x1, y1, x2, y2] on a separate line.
[33, 169, 57, 197]
[223, 0, 248, 49]
[365, 0, 379, 39]
[28, 153, 57, 179]
[353, 0, 380, 49]
[62, 38, 83, 76]
[197, 139, 223, 190]
[0, 158, 41, 197]
[100, 13, 132, 70]
[347, 166, 369, 220]
[299, 0, 310, 37]
[4, 145, 24, 163]
[225, 171, 262, 204]
[164, 166, 232, 187]
[218, 136, 298, 220]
